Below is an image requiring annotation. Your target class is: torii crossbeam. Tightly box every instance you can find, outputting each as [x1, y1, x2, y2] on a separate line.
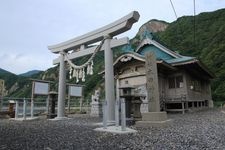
[48, 11, 140, 121]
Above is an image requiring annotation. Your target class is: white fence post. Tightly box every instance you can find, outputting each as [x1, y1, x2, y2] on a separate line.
[115, 99, 119, 127]
[46, 96, 49, 113]
[23, 98, 27, 120]
[103, 101, 108, 129]
[0, 96, 2, 112]
[15, 100, 19, 119]
[31, 99, 34, 118]
[121, 98, 126, 131]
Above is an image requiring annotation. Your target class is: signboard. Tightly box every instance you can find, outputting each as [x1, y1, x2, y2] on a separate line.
[69, 86, 82, 97]
[34, 82, 49, 95]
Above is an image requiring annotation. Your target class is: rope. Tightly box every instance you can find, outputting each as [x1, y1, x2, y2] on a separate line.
[65, 37, 106, 69]
[65, 37, 107, 82]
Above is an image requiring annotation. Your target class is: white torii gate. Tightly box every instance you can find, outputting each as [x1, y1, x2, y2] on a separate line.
[48, 11, 140, 121]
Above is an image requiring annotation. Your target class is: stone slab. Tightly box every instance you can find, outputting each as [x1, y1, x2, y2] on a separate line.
[135, 119, 172, 128]
[10, 117, 39, 121]
[49, 117, 71, 121]
[142, 111, 168, 121]
[92, 121, 115, 126]
[94, 126, 137, 134]
[136, 111, 172, 127]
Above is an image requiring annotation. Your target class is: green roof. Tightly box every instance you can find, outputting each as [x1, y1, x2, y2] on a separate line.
[139, 45, 174, 60]
[135, 38, 195, 64]
[165, 56, 195, 64]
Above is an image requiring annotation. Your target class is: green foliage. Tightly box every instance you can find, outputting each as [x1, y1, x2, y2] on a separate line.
[2, 8, 225, 102]
[0, 68, 45, 98]
[155, 8, 225, 101]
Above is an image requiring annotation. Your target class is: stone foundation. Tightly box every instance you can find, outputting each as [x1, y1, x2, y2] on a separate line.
[135, 111, 172, 127]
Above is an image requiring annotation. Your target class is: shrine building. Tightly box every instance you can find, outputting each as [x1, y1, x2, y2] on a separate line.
[113, 36, 214, 113]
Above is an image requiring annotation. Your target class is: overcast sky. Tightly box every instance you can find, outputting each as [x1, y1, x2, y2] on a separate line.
[0, 0, 225, 74]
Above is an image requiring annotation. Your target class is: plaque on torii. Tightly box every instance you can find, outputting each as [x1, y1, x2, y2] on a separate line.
[48, 11, 140, 121]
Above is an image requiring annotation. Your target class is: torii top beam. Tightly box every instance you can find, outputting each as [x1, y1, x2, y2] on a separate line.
[48, 11, 140, 53]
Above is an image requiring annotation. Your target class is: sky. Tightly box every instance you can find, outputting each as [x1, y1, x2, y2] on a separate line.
[0, 0, 225, 74]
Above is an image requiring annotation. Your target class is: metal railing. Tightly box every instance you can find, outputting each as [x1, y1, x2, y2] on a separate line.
[0, 97, 91, 114]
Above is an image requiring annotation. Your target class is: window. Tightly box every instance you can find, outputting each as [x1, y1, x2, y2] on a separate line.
[176, 76, 183, 88]
[168, 75, 183, 89]
[190, 80, 201, 91]
[169, 77, 175, 88]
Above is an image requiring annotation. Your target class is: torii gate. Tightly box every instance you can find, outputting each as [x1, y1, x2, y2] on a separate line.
[48, 11, 140, 121]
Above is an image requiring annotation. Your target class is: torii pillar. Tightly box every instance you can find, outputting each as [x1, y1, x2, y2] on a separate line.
[104, 35, 116, 121]
[48, 11, 140, 121]
[57, 51, 66, 119]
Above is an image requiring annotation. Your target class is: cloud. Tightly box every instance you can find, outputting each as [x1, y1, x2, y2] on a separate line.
[0, 0, 224, 74]
[0, 52, 55, 74]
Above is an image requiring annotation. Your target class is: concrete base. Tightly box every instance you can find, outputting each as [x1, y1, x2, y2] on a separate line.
[10, 117, 39, 121]
[209, 100, 214, 108]
[135, 119, 172, 127]
[93, 121, 115, 126]
[49, 117, 70, 121]
[94, 126, 137, 134]
[135, 111, 172, 127]
[90, 103, 102, 117]
[142, 112, 167, 121]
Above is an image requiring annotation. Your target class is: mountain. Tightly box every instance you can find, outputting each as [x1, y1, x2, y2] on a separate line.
[154, 8, 225, 101]
[19, 70, 43, 77]
[0, 68, 43, 97]
[0, 68, 15, 75]
[2, 8, 225, 102]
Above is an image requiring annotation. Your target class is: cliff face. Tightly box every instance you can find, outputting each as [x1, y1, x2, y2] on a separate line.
[137, 19, 169, 35]
[131, 19, 169, 48]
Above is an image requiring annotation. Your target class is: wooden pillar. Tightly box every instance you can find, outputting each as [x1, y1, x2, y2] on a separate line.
[182, 102, 185, 114]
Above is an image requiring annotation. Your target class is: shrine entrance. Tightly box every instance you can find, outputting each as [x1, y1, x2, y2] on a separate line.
[48, 11, 139, 122]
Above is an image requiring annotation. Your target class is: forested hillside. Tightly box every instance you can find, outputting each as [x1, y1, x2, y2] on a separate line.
[155, 8, 225, 101]
[1, 8, 225, 102]
[0, 68, 32, 97]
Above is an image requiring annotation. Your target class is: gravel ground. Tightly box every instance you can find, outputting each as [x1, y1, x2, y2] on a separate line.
[0, 109, 225, 150]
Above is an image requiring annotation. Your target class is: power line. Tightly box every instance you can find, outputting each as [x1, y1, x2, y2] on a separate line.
[193, 0, 196, 51]
[169, 0, 182, 53]
[193, 0, 196, 16]
[169, 0, 178, 19]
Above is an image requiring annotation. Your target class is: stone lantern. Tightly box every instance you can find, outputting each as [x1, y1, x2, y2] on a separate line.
[119, 84, 143, 122]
